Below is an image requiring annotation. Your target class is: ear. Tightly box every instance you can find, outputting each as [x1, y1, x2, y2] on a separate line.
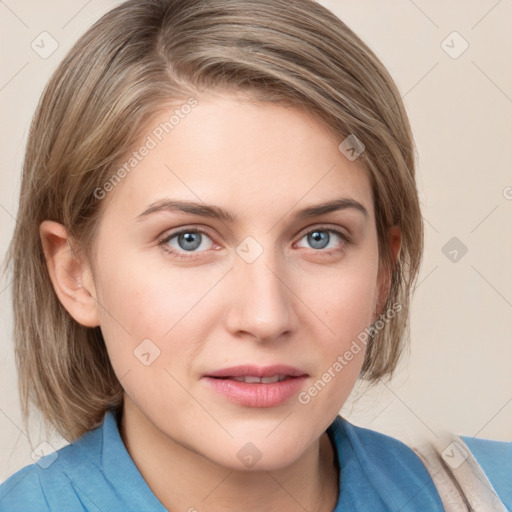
[374, 226, 401, 317]
[39, 220, 100, 327]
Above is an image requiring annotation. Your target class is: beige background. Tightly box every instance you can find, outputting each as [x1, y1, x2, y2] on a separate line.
[1, 0, 511, 481]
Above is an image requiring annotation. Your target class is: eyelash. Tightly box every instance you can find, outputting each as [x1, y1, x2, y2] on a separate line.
[158, 225, 351, 261]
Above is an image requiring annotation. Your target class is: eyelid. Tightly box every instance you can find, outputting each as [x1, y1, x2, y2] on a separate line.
[158, 223, 352, 260]
[296, 223, 352, 243]
[158, 225, 215, 247]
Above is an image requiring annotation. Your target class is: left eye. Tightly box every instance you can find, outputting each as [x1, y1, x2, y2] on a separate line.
[296, 228, 347, 251]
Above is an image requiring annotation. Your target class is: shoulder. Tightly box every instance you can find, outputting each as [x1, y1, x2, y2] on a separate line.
[328, 416, 445, 510]
[0, 422, 104, 512]
[462, 434, 512, 469]
[0, 410, 166, 512]
[0, 464, 48, 512]
[334, 415, 434, 471]
[461, 435, 512, 510]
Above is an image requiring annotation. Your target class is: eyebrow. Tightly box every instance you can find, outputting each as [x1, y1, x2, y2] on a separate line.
[136, 197, 368, 223]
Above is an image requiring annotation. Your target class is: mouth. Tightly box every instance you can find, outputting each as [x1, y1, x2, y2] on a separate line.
[202, 365, 308, 407]
[228, 375, 289, 384]
[206, 364, 307, 379]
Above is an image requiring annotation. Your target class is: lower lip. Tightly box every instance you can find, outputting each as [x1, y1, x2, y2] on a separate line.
[202, 376, 307, 408]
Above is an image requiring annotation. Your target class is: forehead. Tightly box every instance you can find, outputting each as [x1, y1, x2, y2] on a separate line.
[102, 92, 374, 223]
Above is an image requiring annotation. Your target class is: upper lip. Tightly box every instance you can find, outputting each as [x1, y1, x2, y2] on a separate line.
[205, 365, 308, 378]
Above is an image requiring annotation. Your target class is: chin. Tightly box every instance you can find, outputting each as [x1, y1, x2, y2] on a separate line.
[203, 432, 313, 472]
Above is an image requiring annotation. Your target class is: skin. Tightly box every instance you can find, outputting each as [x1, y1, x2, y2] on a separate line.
[41, 91, 400, 512]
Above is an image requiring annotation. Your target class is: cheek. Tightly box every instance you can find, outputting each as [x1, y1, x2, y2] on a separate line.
[92, 258, 210, 414]
[94, 240, 380, 352]
[311, 257, 380, 340]
[297, 256, 379, 398]
[93, 233, 380, 376]
[93, 254, 218, 368]
[296, 280, 377, 419]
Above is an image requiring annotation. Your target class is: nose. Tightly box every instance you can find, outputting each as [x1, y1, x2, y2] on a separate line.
[224, 249, 295, 343]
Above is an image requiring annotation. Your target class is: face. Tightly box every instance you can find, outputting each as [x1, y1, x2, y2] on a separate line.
[87, 91, 387, 470]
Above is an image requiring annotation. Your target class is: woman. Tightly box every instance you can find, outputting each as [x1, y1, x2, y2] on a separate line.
[1, 1, 510, 510]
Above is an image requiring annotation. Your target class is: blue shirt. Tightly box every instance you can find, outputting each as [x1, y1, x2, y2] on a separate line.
[1, 409, 510, 511]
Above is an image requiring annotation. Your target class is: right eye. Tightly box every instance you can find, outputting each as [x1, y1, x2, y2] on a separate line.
[159, 227, 217, 260]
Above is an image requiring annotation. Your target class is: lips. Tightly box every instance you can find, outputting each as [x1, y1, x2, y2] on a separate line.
[203, 365, 308, 407]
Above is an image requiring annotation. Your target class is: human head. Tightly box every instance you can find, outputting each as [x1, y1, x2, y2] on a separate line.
[6, 0, 422, 441]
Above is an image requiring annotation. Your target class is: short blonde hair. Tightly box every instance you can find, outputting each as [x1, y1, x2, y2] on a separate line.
[5, 0, 423, 440]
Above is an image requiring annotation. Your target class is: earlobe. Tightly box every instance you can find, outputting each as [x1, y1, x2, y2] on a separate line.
[388, 226, 401, 263]
[375, 226, 402, 317]
[39, 220, 100, 327]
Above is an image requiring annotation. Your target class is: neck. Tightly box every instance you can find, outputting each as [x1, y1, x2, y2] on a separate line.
[119, 398, 339, 512]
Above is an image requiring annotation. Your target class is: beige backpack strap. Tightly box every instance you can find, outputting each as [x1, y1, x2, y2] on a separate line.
[410, 431, 507, 512]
